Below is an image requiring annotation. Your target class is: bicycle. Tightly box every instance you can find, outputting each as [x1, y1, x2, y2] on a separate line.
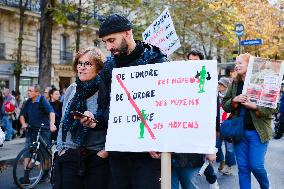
[13, 123, 56, 189]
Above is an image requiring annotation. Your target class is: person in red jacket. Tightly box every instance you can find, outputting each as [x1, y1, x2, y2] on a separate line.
[1, 88, 17, 141]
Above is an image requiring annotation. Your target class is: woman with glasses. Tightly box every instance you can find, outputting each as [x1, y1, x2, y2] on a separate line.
[56, 47, 109, 189]
[222, 53, 274, 189]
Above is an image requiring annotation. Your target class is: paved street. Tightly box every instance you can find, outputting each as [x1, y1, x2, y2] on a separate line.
[196, 137, 284, 189]
[0, 165, 51, 189]
[0, 138, 25, 162]
[0, 137, 52, 189]
[0, 137, 283, 189]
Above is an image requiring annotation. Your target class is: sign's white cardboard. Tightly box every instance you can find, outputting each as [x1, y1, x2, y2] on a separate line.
[105, 60, 217, 154]
[142, 8, 181, 56]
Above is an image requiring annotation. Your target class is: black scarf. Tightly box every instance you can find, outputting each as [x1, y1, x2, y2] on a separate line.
[61, 76, 101, 145]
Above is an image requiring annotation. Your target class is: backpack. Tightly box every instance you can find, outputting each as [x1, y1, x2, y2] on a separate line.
[4, 101, 15, 114]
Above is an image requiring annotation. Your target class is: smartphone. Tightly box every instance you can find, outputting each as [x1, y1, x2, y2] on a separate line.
[70, 111, 97, 123]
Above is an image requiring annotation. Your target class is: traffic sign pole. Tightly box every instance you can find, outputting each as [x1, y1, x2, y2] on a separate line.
[235, 23, 244, 55]
[238, 36, 241, 55]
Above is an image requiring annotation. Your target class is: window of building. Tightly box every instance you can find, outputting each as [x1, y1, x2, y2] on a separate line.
[60, 34, 72, 63]
[19, 77, 38, 98]
[0, 23, 3, 42]
[0, 80, 9, 91]
[36, 30, 40, 63]
[0, 23, 5, 59]
[60, 34, 69, 52]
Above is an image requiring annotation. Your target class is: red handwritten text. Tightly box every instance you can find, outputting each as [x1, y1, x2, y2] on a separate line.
[154, 100, 168, 107]
[168, 121, 199, 129]
[170, 98, 199, 106]
[153, 123, 163, 129]
[157, 77, 199, 86]
[146, 27, 165, 44]
[154, 98, 199, 107]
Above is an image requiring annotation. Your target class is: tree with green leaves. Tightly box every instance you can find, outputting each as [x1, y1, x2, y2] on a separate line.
[236, 0, 284, 59]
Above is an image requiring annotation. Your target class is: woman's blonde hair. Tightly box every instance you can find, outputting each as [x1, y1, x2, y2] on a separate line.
[73, 47, 106, 73]
[235, 53, 251, 80]
[238, 53, 251, 65]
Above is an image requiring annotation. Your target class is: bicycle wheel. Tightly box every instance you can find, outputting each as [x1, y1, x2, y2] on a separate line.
[13, 146, 44, 189]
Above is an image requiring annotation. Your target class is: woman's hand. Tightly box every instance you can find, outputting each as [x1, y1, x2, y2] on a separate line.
[232, 94, 247, 103]
[233, 94, 257, 110]
[240, 95, 257, 110]
[78, 111, 97, 128]
[241, 100, 257, 110]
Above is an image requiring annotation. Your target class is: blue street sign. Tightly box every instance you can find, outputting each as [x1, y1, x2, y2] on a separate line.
[235, 23, 244, 37]
[241, 39, 263, 46]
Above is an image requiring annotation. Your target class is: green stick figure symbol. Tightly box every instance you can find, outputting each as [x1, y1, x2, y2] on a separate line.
[195, 65, 211, 93]
[139, 109, 147, 139]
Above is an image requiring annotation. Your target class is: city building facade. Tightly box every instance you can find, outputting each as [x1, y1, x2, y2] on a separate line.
[0, 0, 100, 97]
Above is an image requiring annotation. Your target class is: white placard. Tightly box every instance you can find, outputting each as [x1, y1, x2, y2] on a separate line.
[142, 8, 181, 56]
[243, 57, 284, 109]
[105, 60, 217, 154]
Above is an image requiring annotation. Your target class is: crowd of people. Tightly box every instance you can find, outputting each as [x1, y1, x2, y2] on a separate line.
[0, 13, 283, 189]
[0, 86, 64, 144]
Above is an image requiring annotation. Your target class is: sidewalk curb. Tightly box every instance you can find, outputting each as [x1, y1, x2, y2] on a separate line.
[0, 138, 25, 165]
[0, 156, 16, 165]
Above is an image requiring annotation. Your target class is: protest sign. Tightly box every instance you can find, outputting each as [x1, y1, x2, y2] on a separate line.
[243, 57, 284, 109]
[105, 61, 217, 154]
[142, 8, 181, 56]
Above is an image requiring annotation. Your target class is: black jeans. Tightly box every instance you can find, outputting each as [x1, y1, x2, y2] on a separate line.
[109, 153, 161, 189]
[204, 164, 217, 184]
[59, 148, 110, 189]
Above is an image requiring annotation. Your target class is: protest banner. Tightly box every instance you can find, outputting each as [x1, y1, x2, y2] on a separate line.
[243, 57, 284, 109]
[105, 60, 217, 154]
[142, 8, 181, 56]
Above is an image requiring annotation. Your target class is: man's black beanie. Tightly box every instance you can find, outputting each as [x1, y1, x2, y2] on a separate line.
[99, 14, 133, 38]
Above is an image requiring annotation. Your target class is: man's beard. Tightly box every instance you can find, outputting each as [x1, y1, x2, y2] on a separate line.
[111, 38, 129, 58]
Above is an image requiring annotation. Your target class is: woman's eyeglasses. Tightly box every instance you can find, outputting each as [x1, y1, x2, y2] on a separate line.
[77, 61, 93, 69]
